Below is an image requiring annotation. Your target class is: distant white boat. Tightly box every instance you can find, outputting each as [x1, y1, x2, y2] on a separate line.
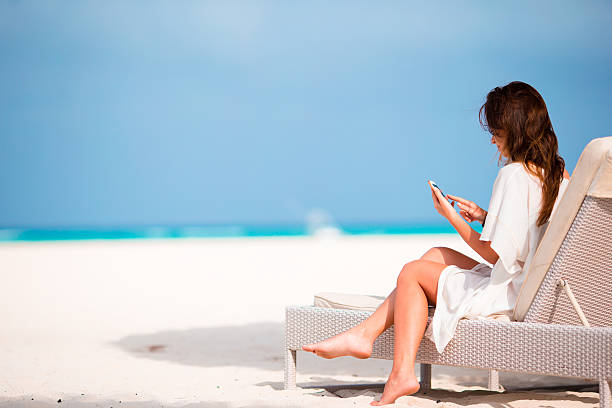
[306, 208, 343, 238]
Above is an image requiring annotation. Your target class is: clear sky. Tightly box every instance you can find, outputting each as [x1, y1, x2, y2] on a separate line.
[1, 1, 611, 228]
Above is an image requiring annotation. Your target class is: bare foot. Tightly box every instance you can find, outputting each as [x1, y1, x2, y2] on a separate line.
[370, 369, 420, 406]
[301, 327, 372, 359]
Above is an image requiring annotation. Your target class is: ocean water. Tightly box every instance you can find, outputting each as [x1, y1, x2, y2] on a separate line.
[0, 223, 468, 242]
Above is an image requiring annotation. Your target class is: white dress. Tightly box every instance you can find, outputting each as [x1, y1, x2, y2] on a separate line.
[425, 162, 569, 353]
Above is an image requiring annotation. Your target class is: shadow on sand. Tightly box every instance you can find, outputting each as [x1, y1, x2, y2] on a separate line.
[0, 396, 232, 408]
[111, 322, 599, 406]
[112, 321, 392, 377]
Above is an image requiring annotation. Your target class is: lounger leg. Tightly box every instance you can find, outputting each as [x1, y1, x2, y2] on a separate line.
[600, 378, 611, 408]
[420, 364, 431, 391]
[488, 369, 500, 391]
[284, 349, 297, 390]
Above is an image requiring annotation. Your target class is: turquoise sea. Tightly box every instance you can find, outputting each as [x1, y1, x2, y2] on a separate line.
[0, 223, 469, 242]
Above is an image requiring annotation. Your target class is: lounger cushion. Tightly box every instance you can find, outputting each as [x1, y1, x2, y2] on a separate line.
[314, 292, 439, 314]
[513, 136, 612, 321]
[314, 292, 386, 312]
[313, 293, 504, 327]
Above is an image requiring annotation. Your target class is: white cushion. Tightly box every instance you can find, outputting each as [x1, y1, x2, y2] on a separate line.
[314, 292, 386, 312]
[513, 136, 612, 321]
[313, 292, 443, 319]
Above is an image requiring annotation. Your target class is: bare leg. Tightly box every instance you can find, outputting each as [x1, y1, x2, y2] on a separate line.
[371, 260, 446, 405]
[420, 246, 479, 269]
[301, 288, 397, 358]
[302, 247, 476, 359]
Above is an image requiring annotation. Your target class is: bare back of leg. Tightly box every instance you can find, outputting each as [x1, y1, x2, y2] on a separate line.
[420, 246, 479, 270]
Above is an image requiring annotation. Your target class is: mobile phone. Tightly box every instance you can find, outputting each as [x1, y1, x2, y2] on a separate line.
[428, 180, 446, 197]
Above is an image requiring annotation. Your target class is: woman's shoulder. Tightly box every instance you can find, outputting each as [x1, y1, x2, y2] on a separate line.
[499, 161, 523, 173]
[491, 162, 539, 196]
[496, 162, 529, 183]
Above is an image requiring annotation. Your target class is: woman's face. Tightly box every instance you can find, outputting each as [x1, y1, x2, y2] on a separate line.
[491, 129, 509, 158]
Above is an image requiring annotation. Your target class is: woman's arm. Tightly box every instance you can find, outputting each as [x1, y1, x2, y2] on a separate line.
[446, 211, 499, 264]
[431, 188, 499, 264]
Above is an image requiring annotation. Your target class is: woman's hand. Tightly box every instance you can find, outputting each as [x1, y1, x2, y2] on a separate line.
[430, 186, 457, 220]
[446, 194, 487, 224]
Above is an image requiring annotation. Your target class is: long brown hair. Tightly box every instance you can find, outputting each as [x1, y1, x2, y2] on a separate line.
[479, 81, 565, 226]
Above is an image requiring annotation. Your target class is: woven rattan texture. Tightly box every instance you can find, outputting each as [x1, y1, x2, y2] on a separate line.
[286, 306, 612, 379]
[525, 196, 612, 326]
[285, 306, 434, 360]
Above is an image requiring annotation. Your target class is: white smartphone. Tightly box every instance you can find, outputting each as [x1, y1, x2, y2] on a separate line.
[428, 180, 446, 197]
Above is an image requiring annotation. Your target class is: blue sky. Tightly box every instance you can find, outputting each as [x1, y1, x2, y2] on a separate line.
[1, 1, 611, 228]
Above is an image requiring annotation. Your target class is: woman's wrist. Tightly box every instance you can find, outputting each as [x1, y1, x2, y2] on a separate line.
[448, 211, 466, 231]
[450, 214, 484, 254]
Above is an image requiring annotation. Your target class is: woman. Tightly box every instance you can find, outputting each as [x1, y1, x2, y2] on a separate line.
[302, 81, 571, 405]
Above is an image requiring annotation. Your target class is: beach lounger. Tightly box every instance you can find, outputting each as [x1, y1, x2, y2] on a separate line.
[284, 137, 612, 406]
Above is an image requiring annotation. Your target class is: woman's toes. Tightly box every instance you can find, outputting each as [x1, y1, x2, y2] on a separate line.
[299, 330, 372, 359]
[302, 344, 316, 352]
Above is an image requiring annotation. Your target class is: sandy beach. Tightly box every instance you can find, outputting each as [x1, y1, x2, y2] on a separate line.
[0, 234, 599, 407]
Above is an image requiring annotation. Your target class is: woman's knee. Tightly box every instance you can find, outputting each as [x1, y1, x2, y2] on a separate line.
[397, 260, 422, 285]
[420, 247, 449, 263]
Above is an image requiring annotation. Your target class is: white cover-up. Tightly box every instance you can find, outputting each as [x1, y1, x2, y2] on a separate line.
[425, 162, 570, 353]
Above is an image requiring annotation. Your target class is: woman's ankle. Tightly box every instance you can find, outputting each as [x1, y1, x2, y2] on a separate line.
[390, 363, 417, 377]
[353, 323, 379, 345]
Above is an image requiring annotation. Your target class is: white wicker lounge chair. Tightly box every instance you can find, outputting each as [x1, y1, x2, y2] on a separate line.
[284, 137, 612, 406]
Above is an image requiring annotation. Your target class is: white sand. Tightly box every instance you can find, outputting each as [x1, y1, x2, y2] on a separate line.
[0, 235, 599, 407]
